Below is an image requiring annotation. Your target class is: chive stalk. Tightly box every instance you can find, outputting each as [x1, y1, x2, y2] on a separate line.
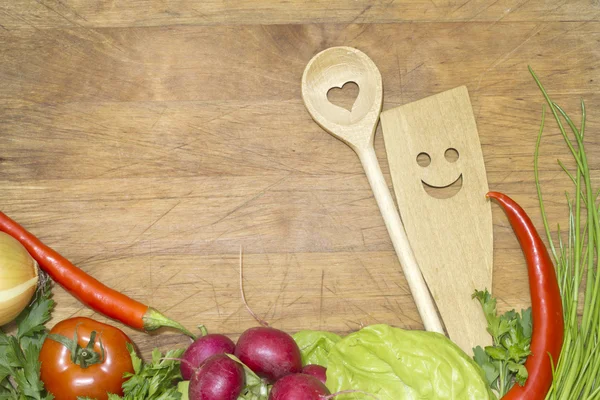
[530, 67, 600, 400]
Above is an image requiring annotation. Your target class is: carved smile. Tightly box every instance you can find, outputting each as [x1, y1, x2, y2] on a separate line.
[421, 174, 463, 199]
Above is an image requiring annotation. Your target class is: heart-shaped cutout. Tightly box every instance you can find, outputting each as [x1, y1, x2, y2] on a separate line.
[327, 81, 360, 112]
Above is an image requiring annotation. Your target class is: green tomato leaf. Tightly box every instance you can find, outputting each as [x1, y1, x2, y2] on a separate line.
[292, 330, 342, 367]
[326, 324, 493, 400]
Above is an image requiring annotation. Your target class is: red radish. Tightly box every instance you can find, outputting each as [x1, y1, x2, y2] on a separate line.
[234, 326, 302, 383]
[268, 373, 331, 400]
[188, 354, 245, 400]
[301, 364, 327, 385]
[181, 334, 236, 380]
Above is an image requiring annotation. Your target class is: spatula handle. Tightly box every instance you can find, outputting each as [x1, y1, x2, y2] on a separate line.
[358, 146, 444, 333]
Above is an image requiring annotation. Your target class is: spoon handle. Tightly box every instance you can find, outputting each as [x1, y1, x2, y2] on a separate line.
[358, 146, 444, 333]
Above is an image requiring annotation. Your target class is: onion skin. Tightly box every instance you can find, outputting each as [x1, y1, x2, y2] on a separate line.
[0, 232, 39, 326]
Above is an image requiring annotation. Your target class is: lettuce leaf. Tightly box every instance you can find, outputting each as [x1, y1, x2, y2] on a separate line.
[292, 330, 342, 367]
[326, 324, 493, 400]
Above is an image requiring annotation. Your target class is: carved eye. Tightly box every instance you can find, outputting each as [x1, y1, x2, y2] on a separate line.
[416, 152, 431, 167]
[445, 148, 459, 163]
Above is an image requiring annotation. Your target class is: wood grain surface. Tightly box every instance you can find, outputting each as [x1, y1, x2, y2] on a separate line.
[1, 0, 599, 358]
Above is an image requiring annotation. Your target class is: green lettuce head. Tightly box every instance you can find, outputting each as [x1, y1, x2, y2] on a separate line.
[326, 324, 493, 399]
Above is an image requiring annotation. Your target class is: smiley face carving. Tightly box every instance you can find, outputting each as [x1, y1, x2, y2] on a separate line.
[417, 148, 463, 199]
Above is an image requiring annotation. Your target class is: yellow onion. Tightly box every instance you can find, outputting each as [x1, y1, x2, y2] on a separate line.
[0, 231, 39, 326]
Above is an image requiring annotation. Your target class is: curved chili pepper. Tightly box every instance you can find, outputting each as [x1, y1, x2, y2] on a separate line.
[487, 192, 563, 400]
[0, 211, 195, 338]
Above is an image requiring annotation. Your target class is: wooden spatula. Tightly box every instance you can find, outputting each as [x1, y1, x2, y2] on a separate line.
[301, 46, 444, 334]
[380, 86, 493, 353]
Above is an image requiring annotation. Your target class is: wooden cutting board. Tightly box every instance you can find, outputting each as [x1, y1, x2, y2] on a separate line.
[2, 3, 597, 360]
[380, 86, 493, 354]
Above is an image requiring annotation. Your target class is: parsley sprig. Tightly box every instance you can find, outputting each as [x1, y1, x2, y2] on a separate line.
[472, 289, 532, 398]
[106, 345, 185, 400]
[0, 278, 55, 400]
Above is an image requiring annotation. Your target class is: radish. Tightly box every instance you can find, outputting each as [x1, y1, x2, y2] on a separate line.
[188, 354, 245, 400]
[181, 333, 236, 380]
[301, 364, 327, 385]
[235, 249, 302, 383]
[234, 326, 302, 383]
[268, 373, 331, 400]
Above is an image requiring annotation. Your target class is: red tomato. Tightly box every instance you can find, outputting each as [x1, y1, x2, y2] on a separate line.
[40, 317, 135, 400]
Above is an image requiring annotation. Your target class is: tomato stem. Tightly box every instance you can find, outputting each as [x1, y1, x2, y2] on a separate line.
[47, 328, 106, 369]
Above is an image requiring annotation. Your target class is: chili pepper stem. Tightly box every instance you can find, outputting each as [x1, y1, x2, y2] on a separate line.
[142, 307, 196, 339]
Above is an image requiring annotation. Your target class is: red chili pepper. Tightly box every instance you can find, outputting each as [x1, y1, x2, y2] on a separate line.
[486, 192, 563, 400]
[0, 211, 195, 338]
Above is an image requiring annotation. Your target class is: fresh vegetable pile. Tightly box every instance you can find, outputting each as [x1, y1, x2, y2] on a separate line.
[1, 70, 598, 399]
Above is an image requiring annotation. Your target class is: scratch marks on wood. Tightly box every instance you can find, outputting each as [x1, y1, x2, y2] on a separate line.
[125, 200, 182, 248]
[451, 0, 474, 15]
[324, 285, 382, 325]
[350, 5, 372, 24]
[383, 297, 422, 328]
[207, 174, 289, 230]
[161, 288, 203, 313]
[0, 8, 40, 31]
[319, 269, 325, 330]
[395, 47, 404, 105]
[466, 0, 502, 22]
[475, 23, 545, 91]
[492, 0, 531, 25]
[34, 0, 88, 30]
[212, 283, 222, 317]
[149, 106, 168, 131]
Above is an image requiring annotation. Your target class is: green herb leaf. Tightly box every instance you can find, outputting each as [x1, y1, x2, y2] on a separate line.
[0, 278, 54, 399]
[473, 346, 500, 389]
[517, 308, 532, 339]
[473, 289, 532, 398]
[485, 346, 508, 361]
[16, 287, 55, 340]
[114, 346, 185, 400]
[507, 362, 528, 386]
[127, 343, 143, 375]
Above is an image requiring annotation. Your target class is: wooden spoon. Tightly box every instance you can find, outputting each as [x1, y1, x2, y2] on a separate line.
[301, 46, 444, 334]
